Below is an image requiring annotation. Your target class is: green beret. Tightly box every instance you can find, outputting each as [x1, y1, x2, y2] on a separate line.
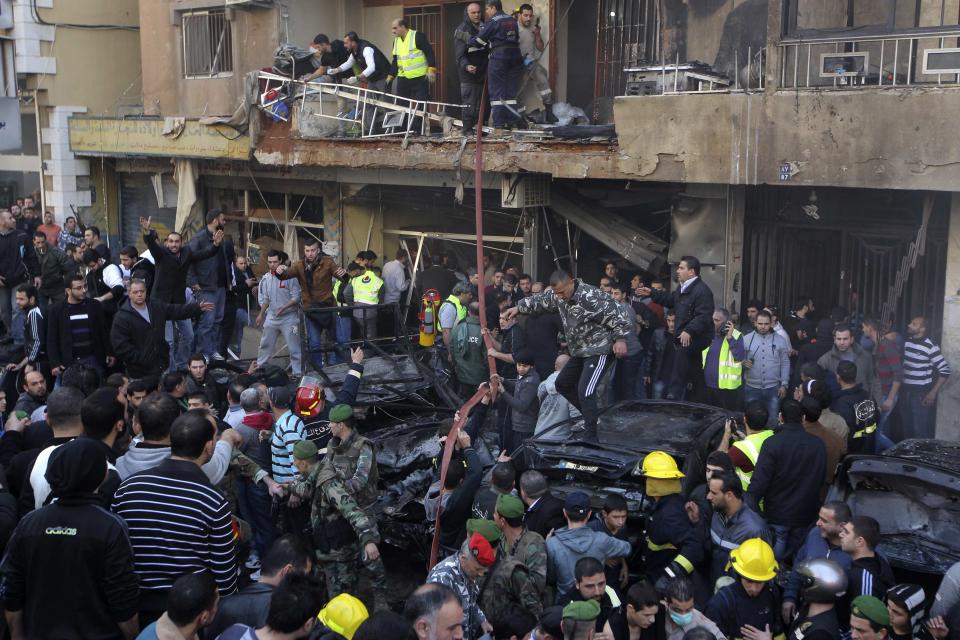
[293, 440, 318, 460]
[466, 518, 502, 542]
[852, 596, 889, 627]
[496, 494, 525, 519]
[328, 404, 354, 423]
[562, 599, 601, 622]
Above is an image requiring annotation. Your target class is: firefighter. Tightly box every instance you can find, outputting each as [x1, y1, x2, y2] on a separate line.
[468, 0, 523, 130]
[788, 558, 848, 640]
[705, 538, 785, 640]
[640, 451, 704, 586]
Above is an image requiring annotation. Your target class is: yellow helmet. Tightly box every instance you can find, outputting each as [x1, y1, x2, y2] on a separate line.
[318, 593, 369, 640]
[640, 451, 685, 479]
[728, 538, 778, 582]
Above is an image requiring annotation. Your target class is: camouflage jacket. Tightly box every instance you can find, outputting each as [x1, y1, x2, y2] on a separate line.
[516, 280, 630, 357]
[504, 529, 548, 598]
[325, 430, 379, 509]
[480, 555, 544, 625]
[427, 554, 487, 637]
[289, 459, 380, 547]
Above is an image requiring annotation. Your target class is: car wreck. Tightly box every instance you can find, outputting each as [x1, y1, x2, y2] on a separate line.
[367, 399, 728, 557]
[828, 439, 960, 575]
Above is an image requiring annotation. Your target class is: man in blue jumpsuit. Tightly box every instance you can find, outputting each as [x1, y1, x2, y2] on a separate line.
[469, 0, 523, 128]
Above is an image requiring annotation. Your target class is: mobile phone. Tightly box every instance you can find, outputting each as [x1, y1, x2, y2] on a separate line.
[15, 410, 28, 420]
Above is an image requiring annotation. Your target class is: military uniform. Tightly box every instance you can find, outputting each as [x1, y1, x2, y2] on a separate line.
[325, 426, 388, 609]
[289, 458, 381, 602]
[428, 553, 488, 638]
[480, 554, 543, 627]
[504, 528, 548, 601]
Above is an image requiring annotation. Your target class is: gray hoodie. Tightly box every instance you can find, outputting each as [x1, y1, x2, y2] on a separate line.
[535, 372, 581, 435]
[115, 440, 234, 483]
[546, 525, 632, 602]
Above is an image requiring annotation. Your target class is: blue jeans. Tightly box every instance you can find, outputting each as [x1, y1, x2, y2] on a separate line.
[165, 318, 195, 372]
[195, 288, 226, 358]
[875, 394, 897, 452]
[614, 353, 643, 401]
[237, 479, 276, 558]
[652, 380, 667, 399]
[744, 386, 780, 427]
[230, 307, 249, 356]
[898, 384, 934, 440]
[304, 308, 339, 370]
[771, 524, 807, 563]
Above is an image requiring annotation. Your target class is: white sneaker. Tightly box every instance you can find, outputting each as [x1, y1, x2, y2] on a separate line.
[210, 352, 226, 361]
[245, 553, 261, 570]
[249, 568, 261, 581]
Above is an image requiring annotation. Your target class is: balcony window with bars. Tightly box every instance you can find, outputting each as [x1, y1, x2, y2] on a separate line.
[182, 10, 234, 78]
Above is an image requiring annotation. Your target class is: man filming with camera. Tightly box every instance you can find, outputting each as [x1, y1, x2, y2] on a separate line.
[702, 307, 745, 411]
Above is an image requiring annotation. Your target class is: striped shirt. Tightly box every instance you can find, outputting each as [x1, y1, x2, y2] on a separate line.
[271, 410, 306, 482]
[903, 336, 951, 387]
[112, 458, 238, 596]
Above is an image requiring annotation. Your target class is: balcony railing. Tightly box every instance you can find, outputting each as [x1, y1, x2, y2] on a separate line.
[779, 30, 960, 89]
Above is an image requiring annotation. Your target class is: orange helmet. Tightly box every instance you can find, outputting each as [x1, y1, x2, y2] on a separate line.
[296, 376, 324, 418]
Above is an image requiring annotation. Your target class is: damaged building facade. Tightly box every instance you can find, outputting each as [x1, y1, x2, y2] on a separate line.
[62, 0, 960, 438]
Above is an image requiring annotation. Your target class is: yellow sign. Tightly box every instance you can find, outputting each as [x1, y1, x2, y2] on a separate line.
[68, 117, 249, 160]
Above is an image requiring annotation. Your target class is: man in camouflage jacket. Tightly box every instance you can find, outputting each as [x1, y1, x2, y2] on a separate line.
[495, 493, 548, 602]
[288, 440, 382, 604]
[505, 270, 630, 437]
[478, 511, 544, 626]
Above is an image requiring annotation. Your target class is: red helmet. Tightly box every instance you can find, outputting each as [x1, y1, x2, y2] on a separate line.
[295, 376, 323, 418]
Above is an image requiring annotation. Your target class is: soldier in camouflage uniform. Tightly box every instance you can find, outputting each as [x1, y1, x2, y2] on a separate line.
[324, 403, 388, 610]
[476, 514, 544, 628]
[288, 439, 383, 605]
[506, 270, 630, 437]
[427, 521, 499, 640]
[494, 493, 549, 602]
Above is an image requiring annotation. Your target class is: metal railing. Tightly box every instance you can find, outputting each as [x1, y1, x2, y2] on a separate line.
[622, 48, 765, 97]
[779, 30, 960, 89]
[258, 71, 470, 138]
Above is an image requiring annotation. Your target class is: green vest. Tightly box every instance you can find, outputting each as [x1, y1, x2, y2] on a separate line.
[392, 29, 429, 79]
[332, 279, 343, 306]
[443, 294, 467, 324]
[702, 330, 743, 390]
[351, 270, 383, 305]
[731, 429, 774, 489]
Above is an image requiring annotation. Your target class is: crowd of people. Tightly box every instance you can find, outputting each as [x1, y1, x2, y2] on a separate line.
[298, 0, 555, 134]
[0, 194, 956, 640]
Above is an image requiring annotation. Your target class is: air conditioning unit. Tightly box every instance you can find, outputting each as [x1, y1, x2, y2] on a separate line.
[224, 0, 273, 8]
[501, 173, 550, 209]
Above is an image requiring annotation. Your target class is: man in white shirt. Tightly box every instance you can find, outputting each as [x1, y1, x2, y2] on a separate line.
[381, 249, 410, 337]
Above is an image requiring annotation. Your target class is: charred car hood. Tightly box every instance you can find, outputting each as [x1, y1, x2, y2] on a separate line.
[828, 439, 960, 574]
[518, 400, 728, 490]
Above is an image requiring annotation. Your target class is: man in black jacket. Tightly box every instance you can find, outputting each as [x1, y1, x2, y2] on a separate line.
[47, 274, 113, 378]
[188, 210, 235, 362]
[637, 256, 714, 401]
[110, 279, 213, 381]
[746, 399, 826, 564]
[0, 438, 140, 639]
[520, 469, 566, 538]
[830, 361, 877, 455]
[0, 209, 39, 342]
[454, 2, 490, 134]
[140, 215, 222, 372]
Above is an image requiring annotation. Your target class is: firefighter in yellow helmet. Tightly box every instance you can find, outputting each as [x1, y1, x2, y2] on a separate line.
[704, 538, 786, 640]
[318, 593, 370, 639]
[640, 451, 704, 585]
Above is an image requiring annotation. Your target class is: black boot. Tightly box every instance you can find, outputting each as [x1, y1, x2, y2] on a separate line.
[544, 103, 558, 124]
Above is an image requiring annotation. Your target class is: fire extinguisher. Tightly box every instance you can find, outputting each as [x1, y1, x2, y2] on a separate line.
[419, 289, 441, 347]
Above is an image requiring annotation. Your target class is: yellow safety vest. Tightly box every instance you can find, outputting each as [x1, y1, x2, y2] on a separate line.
[351, 270, 383, 305]
[392, 29, 429, 79]
[333, 279, 343, 306]
[702, 330, 743, 390]
[731, 429, 774, 489]
[443, 294, 467, 325]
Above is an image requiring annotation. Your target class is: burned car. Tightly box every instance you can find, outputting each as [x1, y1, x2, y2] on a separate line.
[513, 400, 729, 515]
[827, 439, 960, 575]
[367, 399, 728, 556]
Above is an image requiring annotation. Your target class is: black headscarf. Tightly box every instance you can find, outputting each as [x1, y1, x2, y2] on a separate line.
[44, 438, 108, 506]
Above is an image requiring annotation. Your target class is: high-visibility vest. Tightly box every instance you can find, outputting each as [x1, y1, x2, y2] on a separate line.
[702, 330, 743, 390]
[442, 294, 467, 325]
[333, 279, 343, 306]
[731, 429, 774, 489]
[392, 29, 429, 79]
[351, 270, 383, 305]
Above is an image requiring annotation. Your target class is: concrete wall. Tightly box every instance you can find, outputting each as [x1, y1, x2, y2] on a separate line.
[937, 192, 960, 441]
[140, 1, 279, 117]
[614, 87, 960, 191]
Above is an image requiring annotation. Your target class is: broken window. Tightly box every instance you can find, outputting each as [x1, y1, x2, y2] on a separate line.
[784, 0, 960, 35]
[182, 9, 234, 78]
[595, 0, 659, 98]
